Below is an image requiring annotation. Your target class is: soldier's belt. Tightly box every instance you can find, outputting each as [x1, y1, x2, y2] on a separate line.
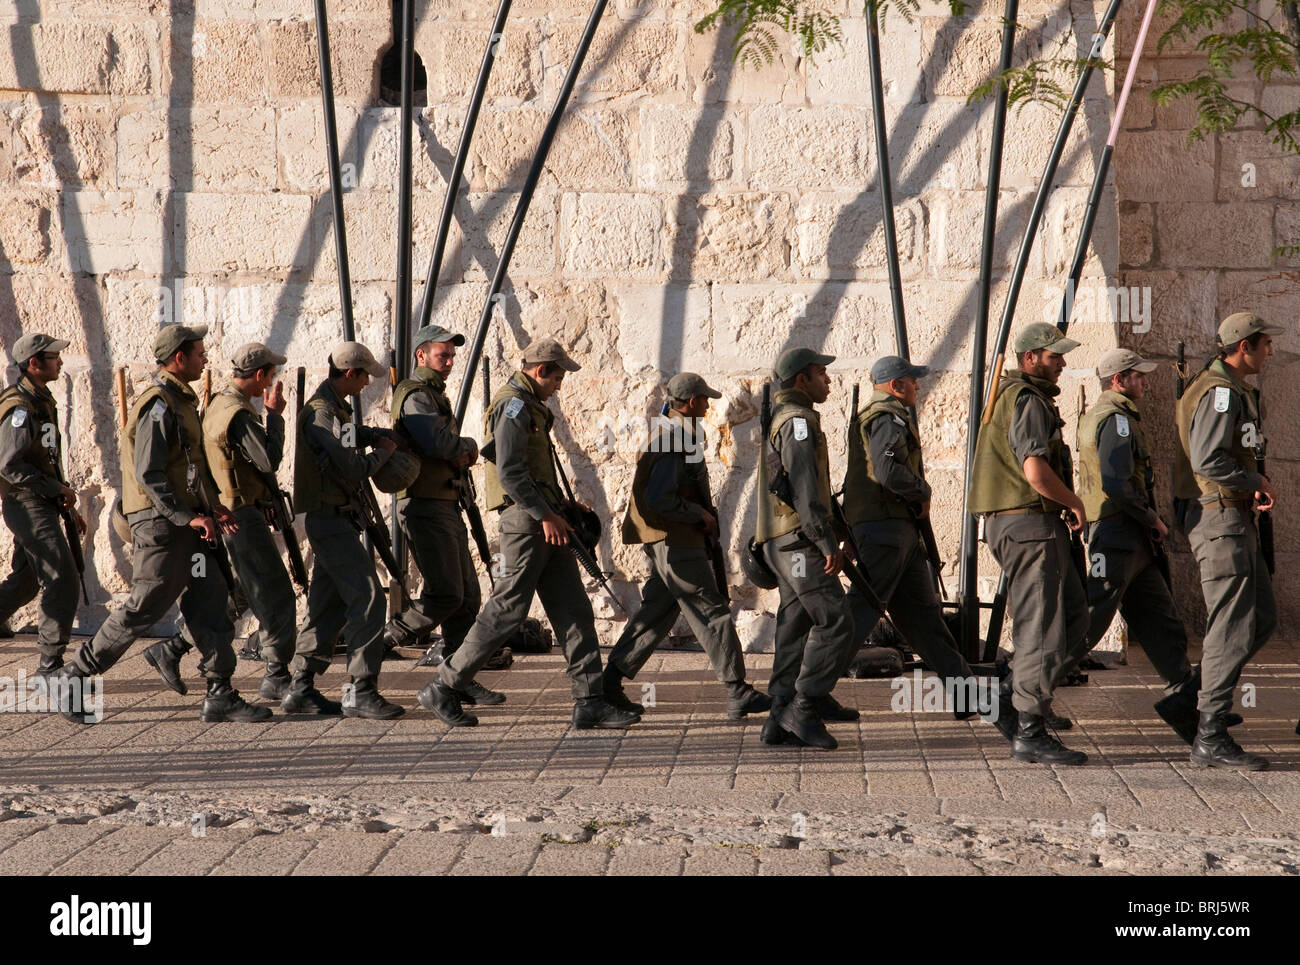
[983, 506, 1051, 517]
[1201, 496, 1252, 511]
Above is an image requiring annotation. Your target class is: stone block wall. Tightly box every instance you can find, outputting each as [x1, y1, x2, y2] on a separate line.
[0, 0, 1293, 645]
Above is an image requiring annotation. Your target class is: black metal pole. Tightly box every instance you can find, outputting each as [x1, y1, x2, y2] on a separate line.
[417, 0, 514, 328]
[865, 0, 907, 359]
[454, 0, 610, 423]
[392, 0, 416, 595]
[957, 0, 1018, 661]
[993, 0, 1122, 349]
[314, 0, 354, 341]
[1057, 0, 1158, 334]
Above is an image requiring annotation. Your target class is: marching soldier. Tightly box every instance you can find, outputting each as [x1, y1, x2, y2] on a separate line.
[1065, 349, 1209, 744]
[287, 342, 406, 719]
[1174, 312, 1281, 770]
[968, 323, 1088, 764]
[418, 338, 638, 731]
[756, 348, 857, 750]
[382, 324, 501, 706]
[199, 343, 298, 702]
[62, 325, 269, 724]
[0, 334, 84, 676]
[842, 356, 1015, 738]
[605, 373, 771, 719]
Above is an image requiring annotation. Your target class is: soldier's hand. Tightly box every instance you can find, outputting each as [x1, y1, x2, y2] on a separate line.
[265, 380, 287, 415]
[1152, 517, 1169, 543]
[699, 510, 718, 536]
[457, 439, 480, 468]
[1065, 498, 1086, 533]
[57, 484, 77, 508]
[215, 506, 239, 536]
[1256, 476, 1276, 512]
[375, 436, 397, 455]
[189, 515, 217, 541]
[542, 510, 573, 546]
[824, 548, 844, 576]
[72, 510, 87, 537]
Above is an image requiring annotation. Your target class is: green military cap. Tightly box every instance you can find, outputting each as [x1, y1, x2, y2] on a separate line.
[667, 372, 722, 401]
[153, 324, 208, 362]
[230, 342, 287, 374]
[521, 337, 580, 372]
[412, 324, 466, 352]
[1218, 311, 1283, 346]
[775, 347, 835, 381]
[1096, 348, 1157, 380]
[12, 332, 70, 365]
[1013, 322, 1079, 355]
[329, 341, 387, 378]
[870, 355, 929, 383]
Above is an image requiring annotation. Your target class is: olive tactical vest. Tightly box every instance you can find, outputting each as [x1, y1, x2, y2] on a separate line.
[622, 408, 708, 549]
[294, 382, 353, 514]
[0, 376, 60, 498]
[482, 372, 561, 512]
[202, 385, 270, 511]
[120, 370, 205, 516]
[755, 389, 832, 543]
[967, 371, 1071, 515]
[1078, 390, 1151, 522]
[392, 366, 459, 501]
[1174, 359, 1262, 502]
[842, 391, 923, 525]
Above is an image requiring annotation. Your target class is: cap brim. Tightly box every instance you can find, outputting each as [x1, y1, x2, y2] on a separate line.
[1044, 336, 1080, 354]
[47, 338, 71, 354]
[189, 325, 210, 340]
[1132, 360, 1158, 373]
[907, 364, 930, 378]
[1260, 324, 1285, 336]
[556, 357, 581, 372]
[448, 333, 466, 346]
[367, 361, 387, 378]
[702, 386, 723, 399]
[813, 353, 836, 366]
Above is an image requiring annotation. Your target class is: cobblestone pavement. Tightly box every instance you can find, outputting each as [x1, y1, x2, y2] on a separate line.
[2, 634, 1299, 875]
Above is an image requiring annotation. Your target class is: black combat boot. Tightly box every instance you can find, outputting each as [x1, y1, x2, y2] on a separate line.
[259, 661, 292, 701]
[572, 696, 639, 730]
[343, 677, 405, 720]
[35, 652, 64, 677]
[814, 693, 860, 722]
[726, 683, 772, 720]
[1190, 711, 1267, 770]
[601, 664, 644, 714]
[52, 662, 97, 725]
[1153, 685, 1200, 745]
[761, 696, 798, 745]
[777, 695, 838, 750]
[417, 680, 478, 726]
[200, 678, 273, 723]
[280, 671, 342, 716]
[458, 679, 507, 706]
[1010, 713, 1087, 765]
[0, 618, 12, 638]
[381, 617, 417, 652]
[987, 689, 1019, 742]
[144, 636, 188, 695]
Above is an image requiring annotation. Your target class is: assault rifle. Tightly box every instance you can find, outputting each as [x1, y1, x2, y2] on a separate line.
[659, 402, 729, 603]
[550, 441, 625, 613]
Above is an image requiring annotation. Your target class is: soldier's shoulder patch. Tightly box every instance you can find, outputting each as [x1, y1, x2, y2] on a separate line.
[1213, 386, 1231, 413]
[504, 398, 525, 420]
[1114, 413, 1130, 438]
[10, 408, 26, 428]
[792, 417, 808, 441]
[148, 399, 167, 422]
